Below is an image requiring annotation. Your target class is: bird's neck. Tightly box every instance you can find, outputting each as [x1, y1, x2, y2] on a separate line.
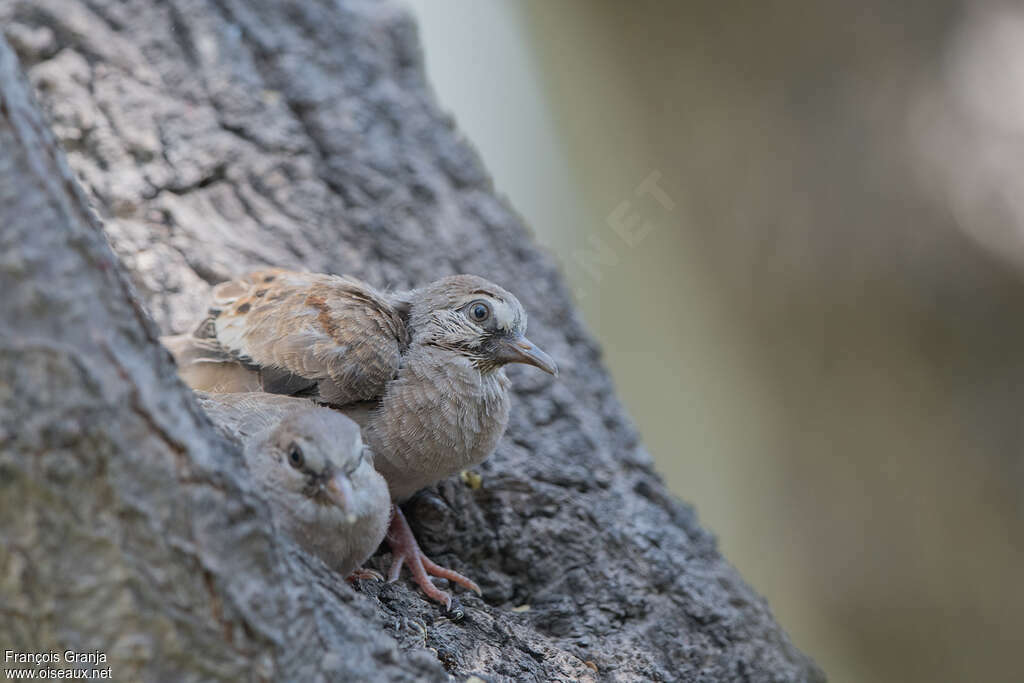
[403, 344, 510, 397]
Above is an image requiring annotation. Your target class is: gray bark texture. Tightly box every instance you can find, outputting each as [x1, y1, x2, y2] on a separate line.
[0, 1, 823, 681]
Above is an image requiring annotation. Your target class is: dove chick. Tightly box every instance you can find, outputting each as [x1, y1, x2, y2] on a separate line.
[367, 274, 557, 501]
[196, 391, 391, 579]
[168, 270, 558, 608]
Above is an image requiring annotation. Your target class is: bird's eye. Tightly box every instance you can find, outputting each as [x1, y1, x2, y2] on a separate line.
[287, 444, 304, 469]
[468, 301, 491, 323]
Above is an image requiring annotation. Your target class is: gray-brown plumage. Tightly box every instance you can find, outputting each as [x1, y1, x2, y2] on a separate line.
[196, 391, 390, 579]
[165, 269, 408, 402]
[167, 269, 557, 607]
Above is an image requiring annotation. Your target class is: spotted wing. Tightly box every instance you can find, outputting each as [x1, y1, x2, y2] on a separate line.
[203, 269, 409, 405]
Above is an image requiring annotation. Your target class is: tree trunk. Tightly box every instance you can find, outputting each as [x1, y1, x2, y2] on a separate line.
[0, 1, 822, 681]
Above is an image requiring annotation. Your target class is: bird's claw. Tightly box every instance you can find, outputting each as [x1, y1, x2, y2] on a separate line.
[386, 505, 481, 609]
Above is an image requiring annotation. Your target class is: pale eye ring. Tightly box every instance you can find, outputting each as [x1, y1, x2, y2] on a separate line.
[287, 443, 304, 469]
[468, 301, 491, 323]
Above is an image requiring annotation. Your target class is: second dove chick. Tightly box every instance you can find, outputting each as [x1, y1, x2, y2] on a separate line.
[196, 391, 391, 579]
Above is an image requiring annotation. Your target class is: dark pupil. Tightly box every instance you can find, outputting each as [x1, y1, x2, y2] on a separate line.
[473, 305, 487, 320]
[288, 446, 303, 467]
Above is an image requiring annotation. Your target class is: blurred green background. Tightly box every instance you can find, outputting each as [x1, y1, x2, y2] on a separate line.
[405, 1, 1024, 681]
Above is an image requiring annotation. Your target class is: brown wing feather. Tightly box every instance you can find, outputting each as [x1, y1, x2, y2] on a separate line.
[209, 269, 409, 405]
[161, 333, 263, 393]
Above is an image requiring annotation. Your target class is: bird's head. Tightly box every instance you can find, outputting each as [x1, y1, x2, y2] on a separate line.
[408, 274, 557, 376]
[257, 409, 372, 524]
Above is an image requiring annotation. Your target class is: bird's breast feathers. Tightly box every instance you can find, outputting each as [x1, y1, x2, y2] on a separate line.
[367, 363, 511, 498]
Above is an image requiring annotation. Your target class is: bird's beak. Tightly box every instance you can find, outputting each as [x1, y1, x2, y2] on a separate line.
[496, 334, 558, 375]
[325, 472, 357, 524]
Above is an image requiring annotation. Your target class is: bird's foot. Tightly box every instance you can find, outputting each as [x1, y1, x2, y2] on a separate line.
[346, 567, 384, 583]
[386, 504, 481, 610]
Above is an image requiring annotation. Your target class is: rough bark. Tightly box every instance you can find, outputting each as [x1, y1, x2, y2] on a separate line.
[0, 1, 822, 681]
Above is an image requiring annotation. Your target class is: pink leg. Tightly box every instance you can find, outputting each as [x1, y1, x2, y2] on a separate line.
[386, 504, 481, 609]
